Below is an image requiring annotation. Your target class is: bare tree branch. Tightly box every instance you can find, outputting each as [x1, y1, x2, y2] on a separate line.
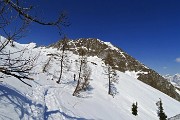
[0, 0, 68, 86]
[0, 67, 33, 87]
[4, 0, 68, 27]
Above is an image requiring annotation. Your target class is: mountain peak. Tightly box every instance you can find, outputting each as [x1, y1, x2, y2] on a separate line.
[49, 38, 180, 101]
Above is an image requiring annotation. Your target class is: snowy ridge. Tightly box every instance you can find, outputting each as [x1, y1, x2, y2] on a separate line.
[21, 42, 37, 49]
[104, 41, 119, 51]
[0, 38, 180, 120]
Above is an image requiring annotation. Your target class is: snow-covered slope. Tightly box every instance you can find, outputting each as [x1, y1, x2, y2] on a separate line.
[51, 38, 180, 102]
[0, 39, 180, 120]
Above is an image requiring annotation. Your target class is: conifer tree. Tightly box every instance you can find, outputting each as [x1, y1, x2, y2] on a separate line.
[132, 102, 138, 116]
[157, 99, 167, 120]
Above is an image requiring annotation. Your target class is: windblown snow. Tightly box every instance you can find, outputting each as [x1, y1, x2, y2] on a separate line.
[0, 38, 180, 120]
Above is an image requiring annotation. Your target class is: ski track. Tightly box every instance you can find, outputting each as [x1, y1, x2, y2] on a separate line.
[29, 85, 45, 120]
[44, 87, 65, 120]
[31, 84, 73, 120]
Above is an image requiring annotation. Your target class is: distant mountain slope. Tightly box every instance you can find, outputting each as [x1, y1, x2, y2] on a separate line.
[164, 74, 180, 87]
[164, 74, 180, 97]
[50, 38, 180, 101]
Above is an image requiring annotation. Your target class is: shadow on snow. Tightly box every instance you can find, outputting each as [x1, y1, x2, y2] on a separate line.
[0, 83, 94, 120]
[0, 83, 43, 119]
[44, 106, 94, 120]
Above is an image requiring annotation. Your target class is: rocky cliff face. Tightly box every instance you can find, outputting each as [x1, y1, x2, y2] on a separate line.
[50, 38, 180, 101]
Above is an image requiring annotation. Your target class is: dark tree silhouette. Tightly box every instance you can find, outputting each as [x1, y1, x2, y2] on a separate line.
[56, 36, 69, 84]
[132, 102, 138, 116]
[157, 99, 167, 120]
[0, 0, 68, 86]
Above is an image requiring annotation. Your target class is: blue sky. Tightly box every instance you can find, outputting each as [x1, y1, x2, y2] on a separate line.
[17, 0, 180, 75]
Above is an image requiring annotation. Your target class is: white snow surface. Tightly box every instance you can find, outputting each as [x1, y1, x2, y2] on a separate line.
[0, 39, 180, 120]
[125, 70, 148, 79]
[21, 42, 37, 49]
[104, 41, 119, 51]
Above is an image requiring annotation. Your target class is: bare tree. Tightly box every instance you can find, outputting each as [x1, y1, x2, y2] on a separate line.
[42, 57, 52, 73]
[56, 36, 69, 84]
[104, 52, 118, 96]
[0, 0, 68, 86]
[73, 48, 91, 96]
[81, 60, 91, 91]
[0, 0, 68, 44]
[0, 46, 39, 86]
[73, 48, 85, 96]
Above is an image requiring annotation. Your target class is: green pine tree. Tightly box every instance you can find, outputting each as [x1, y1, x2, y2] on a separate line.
[132, 102, 138, 116]
[157, 99, 167, 120]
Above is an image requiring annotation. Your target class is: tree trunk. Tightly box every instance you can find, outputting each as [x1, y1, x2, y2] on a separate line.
[108, 66, 111, 95]
[73, 59, 83, 96]
[73, 78, 80, 96]
[57, 50, 65, 84]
